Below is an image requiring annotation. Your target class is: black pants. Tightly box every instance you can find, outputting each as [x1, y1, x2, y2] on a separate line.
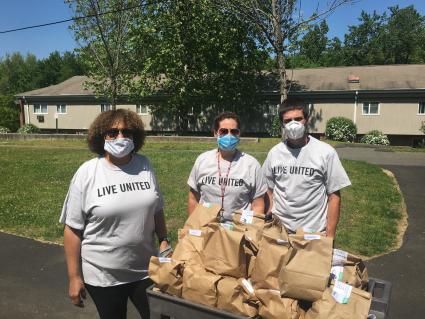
[85, 278, 153, 319]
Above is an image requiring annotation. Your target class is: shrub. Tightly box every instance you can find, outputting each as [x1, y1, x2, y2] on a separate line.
[0, 126, 11, 133]
[325, 117, 357, 142]
[268, 113, 282, 137]
[17, 123, 40, 134]
[360, 130, 390, 146]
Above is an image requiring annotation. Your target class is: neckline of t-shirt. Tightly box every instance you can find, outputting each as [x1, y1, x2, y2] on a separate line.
[283, 135, 315, 150]
[216, 149, 243, 163]
[99, 154, 137, 171]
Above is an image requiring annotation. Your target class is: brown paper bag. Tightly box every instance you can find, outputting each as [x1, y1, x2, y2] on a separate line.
[262, 214, 290, 240]
[232, 210, 265, 228]
[183, 202, 222, 229]
[172, 228, 208, 264]
[216, 277, 258, 317]
[251, 233, 291, 290]
[148, 256, 184, 297]
[181, 263, 222, 307]
[201, 223, 247, 277]
[256, 289, 303, 319]
[279, 234, 333, 302]
[244, 236, 259, 278]
[331, 249, 368, 289]
[305, 282, 372, 319]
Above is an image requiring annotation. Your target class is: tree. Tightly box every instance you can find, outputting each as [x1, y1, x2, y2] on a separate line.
[66, 0, 141, 108]
[343, 10, 385, 65]
[129, 0, 267, 133]
[213, 0, 354, 103]
[382, 6, 425, 64]
[299, 20, 329, 65]
[0, 53, 39, 94]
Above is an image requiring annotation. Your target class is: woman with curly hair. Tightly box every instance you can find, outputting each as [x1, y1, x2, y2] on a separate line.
[60, 109, 169, 319]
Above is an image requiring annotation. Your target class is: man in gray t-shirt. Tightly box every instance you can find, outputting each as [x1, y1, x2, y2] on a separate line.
[262, 101, 351, 237]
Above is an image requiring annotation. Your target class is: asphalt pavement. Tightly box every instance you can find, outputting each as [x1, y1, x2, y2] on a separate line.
[336, 146, 425, 319]
[0, 146, 424, 319]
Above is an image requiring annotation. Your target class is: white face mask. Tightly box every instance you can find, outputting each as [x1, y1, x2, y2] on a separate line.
[284, 120, 306, 140]
[104, 138, 134, 158]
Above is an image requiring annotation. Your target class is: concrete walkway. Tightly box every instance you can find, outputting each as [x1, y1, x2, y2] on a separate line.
[0, 146, 424, 318]
[336, 146, 425, 319]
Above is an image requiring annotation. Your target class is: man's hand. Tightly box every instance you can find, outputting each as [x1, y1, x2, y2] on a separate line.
[159, 241, 173, 257]
[69, 276, 86, 307]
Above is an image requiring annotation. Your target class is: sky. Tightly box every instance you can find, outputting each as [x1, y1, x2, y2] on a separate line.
[1, 0, 425, 60]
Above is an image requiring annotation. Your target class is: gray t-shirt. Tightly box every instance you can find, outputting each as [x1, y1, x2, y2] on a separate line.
[262, 136, 351, 232]
[188, 149, 267, 217]
[59, 154, 163, 287]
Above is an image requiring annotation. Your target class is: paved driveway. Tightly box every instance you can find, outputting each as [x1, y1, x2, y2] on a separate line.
[337, 146, 425, 319]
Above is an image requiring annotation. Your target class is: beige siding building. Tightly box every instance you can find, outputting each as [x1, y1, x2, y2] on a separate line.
[16, 65, 425, 145]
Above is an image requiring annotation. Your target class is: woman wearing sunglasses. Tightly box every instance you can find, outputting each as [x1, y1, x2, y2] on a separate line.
[187, 111, 267, 219]
[60, 109, 169, 319]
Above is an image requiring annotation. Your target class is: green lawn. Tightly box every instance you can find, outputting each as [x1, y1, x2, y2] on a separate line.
[0, 138, 403, 257]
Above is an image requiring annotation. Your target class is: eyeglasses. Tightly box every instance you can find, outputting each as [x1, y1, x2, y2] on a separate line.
[282, 116, 304, 124]
[104, 128, 134, 138]
[218, 128, 240, 136]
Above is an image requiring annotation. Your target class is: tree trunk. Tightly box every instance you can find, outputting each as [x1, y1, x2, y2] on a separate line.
[271, 0, 287, 104]
[111, 76, 118, 110]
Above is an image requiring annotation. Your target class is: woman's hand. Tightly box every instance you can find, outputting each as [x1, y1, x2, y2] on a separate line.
[69, 276, 86, 307]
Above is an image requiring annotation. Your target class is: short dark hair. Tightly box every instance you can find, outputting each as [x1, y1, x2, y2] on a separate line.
[87, 109, 145, 155]
[278, 100, 309, 122]
[213, 111, 240, 132]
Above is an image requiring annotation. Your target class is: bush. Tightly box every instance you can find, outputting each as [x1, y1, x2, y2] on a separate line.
[268, 113, 282, 137]
[360, 130, 390, 146]
[0, 126, 11, 133]
[17, 123, 40, 134]
[325, 117, 357, 142]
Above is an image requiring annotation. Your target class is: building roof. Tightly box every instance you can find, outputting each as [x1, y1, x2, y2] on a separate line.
[18, 75, 93, 97]
[285, 64, 425, 91]
[16, 64, 425, 99]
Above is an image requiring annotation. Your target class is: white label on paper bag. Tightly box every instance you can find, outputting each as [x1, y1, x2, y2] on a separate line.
[303, 227, 317, 233]
[333, 249, 348, 265]
[202, 202, 212, 208]
[240, 210, 254, 224]
[159, 257, 172, 263]
[304, 234, 321, 240]
[241, 279, 255, 294]
[189, 229, 202, 237]
[331, 265, 344, 281]
[276, 239, 289, 245]
[332, 281, 352, 304]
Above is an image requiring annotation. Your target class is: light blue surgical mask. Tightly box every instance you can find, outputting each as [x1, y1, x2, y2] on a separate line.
[217, 134, 240, 151]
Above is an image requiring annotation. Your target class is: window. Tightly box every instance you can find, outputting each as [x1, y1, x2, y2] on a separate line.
[419, 102, 425, 115]
[100, 104, 111, 112]
[57, 104, 67, 114]
[362, 102, 379, 115]
[33, 104, 48, 114]
[136, 104, 150, 115]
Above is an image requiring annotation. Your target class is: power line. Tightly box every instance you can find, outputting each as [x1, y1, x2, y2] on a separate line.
[0, 3, 142, 34]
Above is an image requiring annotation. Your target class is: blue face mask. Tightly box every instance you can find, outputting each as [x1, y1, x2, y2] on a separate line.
[217, 134, 240, 151]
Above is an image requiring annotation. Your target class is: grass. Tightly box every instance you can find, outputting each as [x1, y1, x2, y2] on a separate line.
[0, 139, 403, 257]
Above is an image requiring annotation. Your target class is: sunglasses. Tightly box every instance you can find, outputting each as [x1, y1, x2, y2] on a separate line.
[218, 128, 240, 136]
[283, 116, 304, 124]
[105, 128, 134, 138]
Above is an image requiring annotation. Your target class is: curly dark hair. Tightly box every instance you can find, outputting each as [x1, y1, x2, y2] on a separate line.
[87, 109, 145, 155]
[213, 111, 241, 132]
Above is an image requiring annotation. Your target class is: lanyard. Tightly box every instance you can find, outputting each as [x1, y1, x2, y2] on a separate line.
[217, 150, 237, 209]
